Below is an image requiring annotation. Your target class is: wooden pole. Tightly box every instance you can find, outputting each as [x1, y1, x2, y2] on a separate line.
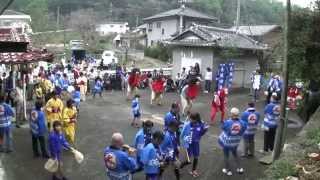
[272, 0, 291, 161]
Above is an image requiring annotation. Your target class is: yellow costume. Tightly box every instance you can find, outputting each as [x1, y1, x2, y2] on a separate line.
[35, 86, 43, 99]
[41, 79, 52, 93]
[62, 106, 77, 144]
[45, 98, 64, 129]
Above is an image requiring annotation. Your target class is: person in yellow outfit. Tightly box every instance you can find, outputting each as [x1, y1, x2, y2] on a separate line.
[41, 76, 54, 102]
[62, 99, 77, 145]
[45, 91, 64, 131]
[34, 83, 44, 104]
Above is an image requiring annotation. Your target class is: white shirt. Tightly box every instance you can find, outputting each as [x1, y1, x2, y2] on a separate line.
[253, 74, 261, 90]
[205, 71, 213, 81]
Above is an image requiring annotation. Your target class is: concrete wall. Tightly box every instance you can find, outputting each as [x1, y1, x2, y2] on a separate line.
[172, 46, 259, 89]
[146, 18, 179, 46]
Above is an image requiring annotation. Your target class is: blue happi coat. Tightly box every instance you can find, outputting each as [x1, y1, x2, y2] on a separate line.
[160, 130, 178, 161]
[241, 108, 260, 139]
[29, 109, 47, 137]
[104, 146, 137, 179]
[264, 101, 281, 129]
[218, 119, 247, 149]
[0, 103, 14, 129]
[60, 78, 69, 90]
[94, 80, 103, 93]
[131, 98, 140, 116]
[180, 121, 208, 149]
[141, 143, 163, 175]
[164, 111, 179, 130]
[133, 129, 152, 159]
[48, 131, 70, 160]
[72, 90, 81, 107]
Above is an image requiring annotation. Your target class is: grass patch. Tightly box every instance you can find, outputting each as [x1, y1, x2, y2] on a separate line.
[306, 128, 320, 146]
[265, 159, 297, 179]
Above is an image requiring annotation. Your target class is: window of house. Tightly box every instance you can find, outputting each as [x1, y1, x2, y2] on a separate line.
[182, 48, 193, 58]
[120, 25, 123, 28]
[162, 28, 165, 35]
[148, 23, 153, 29]
[110, 25, 114, 28]
[156, 22, 161, 28]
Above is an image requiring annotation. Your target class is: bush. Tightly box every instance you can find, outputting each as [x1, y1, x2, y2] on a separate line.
[144, 44, 171, 62]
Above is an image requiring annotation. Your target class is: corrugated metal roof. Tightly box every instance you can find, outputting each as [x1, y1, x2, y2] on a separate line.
[167, 24, 268, 50]
[143, 7, 217, 21]
[229, 25, 281, 36]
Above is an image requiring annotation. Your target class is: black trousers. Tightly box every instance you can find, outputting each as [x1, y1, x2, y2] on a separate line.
[264, 127, 277, 152]
[32, 135, 48, 156]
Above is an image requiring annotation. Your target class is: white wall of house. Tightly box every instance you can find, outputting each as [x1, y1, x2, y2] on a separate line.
[146, 18, 179, 46]
[96, 23, 129, 36]
[172, 47, 259, 89]
[172, 47, 213, 78]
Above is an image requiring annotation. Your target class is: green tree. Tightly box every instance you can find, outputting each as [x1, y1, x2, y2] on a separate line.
[25, 0, 50, 32]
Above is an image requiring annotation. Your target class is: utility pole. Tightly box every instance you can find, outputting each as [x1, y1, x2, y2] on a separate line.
[236, 0, 241, 30]
[56, 6, 60, 30]
[0, 0, 15, 15]
[272, 0, 291, 161]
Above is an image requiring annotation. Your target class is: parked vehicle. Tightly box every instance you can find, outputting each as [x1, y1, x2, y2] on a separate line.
[98, 50, 118, 66]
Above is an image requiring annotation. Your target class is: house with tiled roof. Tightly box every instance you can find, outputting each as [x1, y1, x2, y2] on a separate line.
[229, 25, 283, 71]
[165, 24, 268, 88]
[143, 5, 217, 47]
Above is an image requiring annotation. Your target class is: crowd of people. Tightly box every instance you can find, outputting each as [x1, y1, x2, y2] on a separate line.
[103, 63, 287, 180]
[0, 59, 299, 180]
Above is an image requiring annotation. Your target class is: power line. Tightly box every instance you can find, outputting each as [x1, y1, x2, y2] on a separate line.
[0, 0, 15, 15]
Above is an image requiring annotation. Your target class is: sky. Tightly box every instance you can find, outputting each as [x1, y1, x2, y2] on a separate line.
[278, 0, 315, 8]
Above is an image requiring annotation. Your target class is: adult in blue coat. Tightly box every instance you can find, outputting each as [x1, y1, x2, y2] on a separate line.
[218, 108, 247, 176]
[29, 101, 49, 158]
[263, 94, 281, 153]
[104, 133, 137, 180]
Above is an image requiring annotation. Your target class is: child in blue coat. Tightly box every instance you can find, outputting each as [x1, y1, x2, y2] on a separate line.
[72, 86, 81, 111]
[180, 112, 209, 177]
[48, 121, 73, 180]
[241, 102, 260, 157]
[133, 120, 153, 172]
[93, 77, 103, 98]
[30, 101, 49, 158]
[218, 108, 247, 176]
[131, 95, 141, 128]
[161, 121, 181, 180]
[141, 131, 165, 180]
